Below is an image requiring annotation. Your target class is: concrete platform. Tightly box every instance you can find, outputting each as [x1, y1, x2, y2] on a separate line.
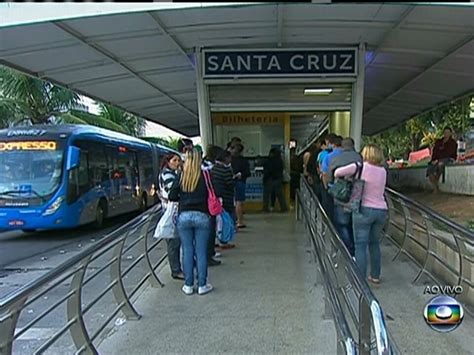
[98, 213, 336, 354]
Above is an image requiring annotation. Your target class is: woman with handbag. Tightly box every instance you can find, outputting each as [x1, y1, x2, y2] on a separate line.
[158, 154, 184, 280]
[169, 149, 215, 296]
[334, 144, 388, 284]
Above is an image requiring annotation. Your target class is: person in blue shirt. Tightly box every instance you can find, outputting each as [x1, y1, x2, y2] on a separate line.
[320, 135, 343, 220]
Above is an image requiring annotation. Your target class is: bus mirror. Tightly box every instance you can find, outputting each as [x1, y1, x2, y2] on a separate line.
[66, 146, 80, 170]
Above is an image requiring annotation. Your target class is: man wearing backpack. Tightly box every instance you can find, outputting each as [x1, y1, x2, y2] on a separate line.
[328, 137, 362, 256]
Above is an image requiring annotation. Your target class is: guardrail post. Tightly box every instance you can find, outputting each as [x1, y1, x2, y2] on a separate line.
[67, 255, 97, 355]
[0, 297, 27, 355]
[449, 228, 468, 298]
[110, 234, 141, 321]
[412, 213, 433, 284]
[392, 199, 412, 262]
[142, 217, 164, 288]
[358, 297, 371, 355]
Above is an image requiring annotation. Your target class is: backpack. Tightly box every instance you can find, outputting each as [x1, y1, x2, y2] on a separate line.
[328, 162, 363, 204]
[203, 169, 223, 216]
[216, 210, 235, 243]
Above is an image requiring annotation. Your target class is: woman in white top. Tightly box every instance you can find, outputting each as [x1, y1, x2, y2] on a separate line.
[159, 153, 184, 280]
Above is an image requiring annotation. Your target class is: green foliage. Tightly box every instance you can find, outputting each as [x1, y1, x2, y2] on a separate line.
[0, 66, 146, 137]
[363, 95, 472, 160]
[141, 136, 180, 150]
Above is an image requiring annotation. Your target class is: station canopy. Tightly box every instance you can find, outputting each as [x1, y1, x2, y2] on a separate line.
[1, 3, 473, 137]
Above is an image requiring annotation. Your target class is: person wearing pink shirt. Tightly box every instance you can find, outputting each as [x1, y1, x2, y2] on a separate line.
[334, 145, 388, 284]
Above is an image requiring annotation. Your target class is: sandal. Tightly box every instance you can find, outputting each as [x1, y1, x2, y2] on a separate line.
[368, 276, 380, 284]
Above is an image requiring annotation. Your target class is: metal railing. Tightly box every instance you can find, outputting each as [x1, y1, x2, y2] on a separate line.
[296, 177, 398, 355]
[385, 187, 474, 312]
[0, 205, 166, 355]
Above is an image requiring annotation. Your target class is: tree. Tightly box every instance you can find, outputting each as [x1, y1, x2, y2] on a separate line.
[0, 67, 79, 125]
[98, 103, 146, 137]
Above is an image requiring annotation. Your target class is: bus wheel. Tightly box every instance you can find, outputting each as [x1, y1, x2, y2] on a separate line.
[94, 203, 106, 228]
[140, 194, 148, 212]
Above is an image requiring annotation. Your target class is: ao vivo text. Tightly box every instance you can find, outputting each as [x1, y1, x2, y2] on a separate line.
[424, 285, 464, 295]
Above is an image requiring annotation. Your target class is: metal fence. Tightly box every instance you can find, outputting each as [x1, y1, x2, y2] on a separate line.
[385, 188, 474, 313]
[296, 177, 398, 355]
[0, 205, 166, 355]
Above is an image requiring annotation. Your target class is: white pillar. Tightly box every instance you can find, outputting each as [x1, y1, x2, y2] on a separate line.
[350, 43, 366, 152]
[195, 48, 212, 149]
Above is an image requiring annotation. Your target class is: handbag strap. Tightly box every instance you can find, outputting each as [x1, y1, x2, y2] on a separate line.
[202, 169, 216, 198]
[355, 162, 363, 179]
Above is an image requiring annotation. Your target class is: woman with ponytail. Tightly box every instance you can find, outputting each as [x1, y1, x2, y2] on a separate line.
[169, 149, 215, 296]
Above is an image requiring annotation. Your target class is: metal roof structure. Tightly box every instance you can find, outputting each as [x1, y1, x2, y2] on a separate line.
[1, 3, 473, 137]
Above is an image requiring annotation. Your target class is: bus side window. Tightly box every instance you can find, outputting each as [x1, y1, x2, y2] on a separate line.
[88, 145, 108, 186]
[67, 150, 90, 204]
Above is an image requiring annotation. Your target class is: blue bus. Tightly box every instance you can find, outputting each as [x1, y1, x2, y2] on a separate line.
[0, 125, 177, 231]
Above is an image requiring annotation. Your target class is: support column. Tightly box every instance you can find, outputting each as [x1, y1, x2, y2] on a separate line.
[195, 48, 212, 148]
[350, 43, 366, 152]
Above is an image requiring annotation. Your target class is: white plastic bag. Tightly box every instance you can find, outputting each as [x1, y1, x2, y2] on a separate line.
[153, 202, 179, 239]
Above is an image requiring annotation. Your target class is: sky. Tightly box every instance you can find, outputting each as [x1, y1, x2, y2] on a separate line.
[80, 96, 201, 145]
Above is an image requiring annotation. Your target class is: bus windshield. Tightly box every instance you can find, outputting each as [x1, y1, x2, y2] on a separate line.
[0, 149, 64, 201]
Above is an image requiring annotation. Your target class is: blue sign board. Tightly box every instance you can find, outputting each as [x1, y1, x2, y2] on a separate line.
[203, 48, 357, 78]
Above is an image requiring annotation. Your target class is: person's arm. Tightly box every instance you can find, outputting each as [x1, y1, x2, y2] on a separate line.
[334, 163, 357, 178]
[431, 141, 440, 162]
[321, 155, 331, 188]
[168, 176, 181, 202]
[450, 140, 458, 160]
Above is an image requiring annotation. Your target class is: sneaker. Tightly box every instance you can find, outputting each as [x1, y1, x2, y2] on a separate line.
[182, 285, 194, 295]
[208, 258, 222, 267]
[198, 284, 214, 295]
[214, 252, 222, 258]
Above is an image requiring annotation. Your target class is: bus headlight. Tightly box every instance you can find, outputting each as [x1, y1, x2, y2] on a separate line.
[43, 196, 64, 216]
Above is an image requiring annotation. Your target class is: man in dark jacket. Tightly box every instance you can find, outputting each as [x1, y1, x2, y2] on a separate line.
[328, 137, 363, 256]
[427, 127, 458, 193]
[263, 148, 288, 213]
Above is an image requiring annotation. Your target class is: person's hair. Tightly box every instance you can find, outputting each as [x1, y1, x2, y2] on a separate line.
[444, 127, 453, 132]
[205, 144, 221, 163]
[177, 138, 193, 154]
[361, 144, 385, 166]
[216, 147, 231, 162]
[180, 149, 202, 192]
[232, 143, 244, 154]
[328, 135, 342, 146]
[341, 137, 355, 150]
[160, 153, 180, 170]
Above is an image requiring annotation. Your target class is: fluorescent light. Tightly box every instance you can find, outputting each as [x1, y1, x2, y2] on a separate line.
[304, 88, 333, 95]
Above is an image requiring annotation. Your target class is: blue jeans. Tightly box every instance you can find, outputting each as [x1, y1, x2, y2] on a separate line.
[352, 207, 388, 279]
[177, 211, 211, 287]
[333, 204, 354, 256]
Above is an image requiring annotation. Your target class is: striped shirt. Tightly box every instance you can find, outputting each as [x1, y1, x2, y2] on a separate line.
[211, 162, 235, 212]
[159, 167, 178, 202]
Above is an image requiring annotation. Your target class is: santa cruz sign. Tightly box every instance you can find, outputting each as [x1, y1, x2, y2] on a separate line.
[203, 48, 357, 78]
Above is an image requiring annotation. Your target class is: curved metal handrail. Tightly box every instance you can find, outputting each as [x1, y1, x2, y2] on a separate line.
[384, 187, 474, 313]
[0, 204, 167, 354]
[385, 187, 474, 240]
[0, 205, 160, 309]
[297, 177, 398, 354]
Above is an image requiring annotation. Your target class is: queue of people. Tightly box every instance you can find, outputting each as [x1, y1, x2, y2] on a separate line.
[156, 137, 249, 296]
[302, 134, 388, 285]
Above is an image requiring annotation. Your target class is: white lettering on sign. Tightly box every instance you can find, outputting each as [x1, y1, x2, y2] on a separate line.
[323, 54, 337, 70]
[254, 55, 267, 71]
[221, 56, 234, 71]
[207, 55, 219, 71]
[237, 56, 251, 71]
[290, 54, 304, 70]
[308, 55, 320, 70]
[267, 55, 281, 71]
[340, 54, 353, 70]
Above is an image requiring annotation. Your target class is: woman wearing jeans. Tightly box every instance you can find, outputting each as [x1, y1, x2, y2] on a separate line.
[334, 145, 388, 284]
[158, 153, 184, 280]
[169, 149, 214, 295]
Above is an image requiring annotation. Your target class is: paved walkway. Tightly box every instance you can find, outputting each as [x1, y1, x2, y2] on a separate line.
[98, 214, 336, 354]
